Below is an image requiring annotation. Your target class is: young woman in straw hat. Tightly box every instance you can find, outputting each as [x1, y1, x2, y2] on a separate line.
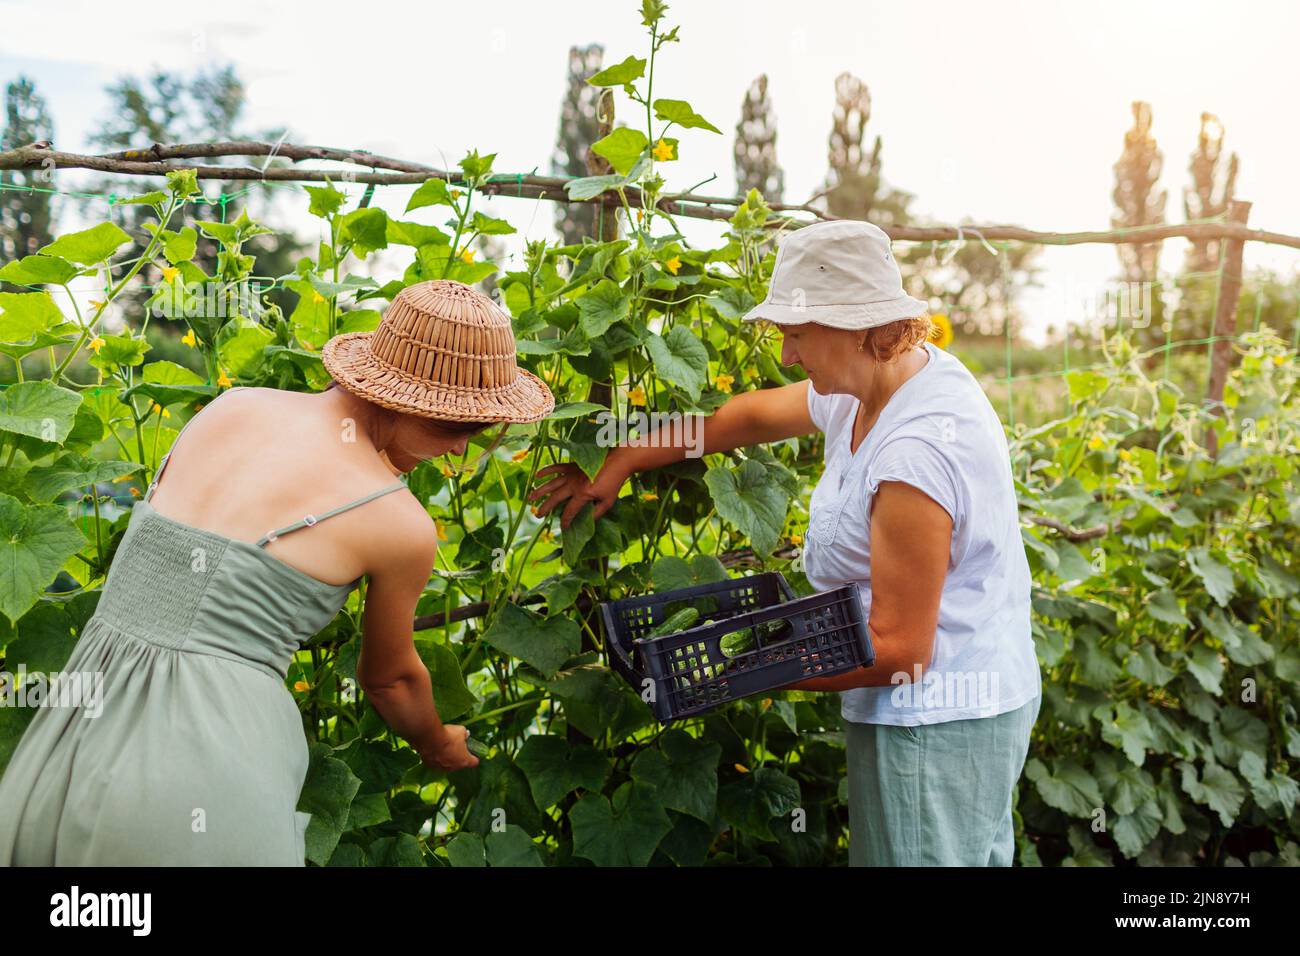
[0, 279, 554, 865]
[530, 220, 1041, 867]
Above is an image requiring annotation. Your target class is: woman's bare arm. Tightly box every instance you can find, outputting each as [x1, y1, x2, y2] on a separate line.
[530, 379, 818, 528]
[354, 500, 477, 771]
[786, 480, 952, 691]
[613, 378, 817, 473]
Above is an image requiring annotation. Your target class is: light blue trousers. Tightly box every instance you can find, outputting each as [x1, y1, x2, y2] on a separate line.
[844, 694, 1041, 866]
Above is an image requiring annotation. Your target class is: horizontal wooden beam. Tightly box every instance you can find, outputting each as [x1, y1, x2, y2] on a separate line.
[3, 141, 1298, 250]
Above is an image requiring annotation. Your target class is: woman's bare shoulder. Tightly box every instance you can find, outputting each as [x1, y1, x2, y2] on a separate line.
[356, 489, 440, 576]
[201, 384, 426, 516]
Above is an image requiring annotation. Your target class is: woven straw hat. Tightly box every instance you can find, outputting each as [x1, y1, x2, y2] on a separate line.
[321, 280, 554, 424]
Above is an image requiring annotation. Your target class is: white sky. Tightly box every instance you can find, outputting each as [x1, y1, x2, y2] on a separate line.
[2, 0, 1297, 344]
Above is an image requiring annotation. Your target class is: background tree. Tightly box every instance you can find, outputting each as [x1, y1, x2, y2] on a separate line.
[1109, 101, 1169, 360]
[1167, 111, 1241, 347]
[1236, 267, 1299, 341]
[1183, 111, 1238, 276]
[819, 72, 911, 227]
[550, 44, 608, 247]
[1111, 100, 1166, 285]
[898, 235, 1042, 339]
[86, 65, 304, 359]
[0, 76, 55, 272]
[814, 71, 1042, 352]
[733, 74, 784, 204]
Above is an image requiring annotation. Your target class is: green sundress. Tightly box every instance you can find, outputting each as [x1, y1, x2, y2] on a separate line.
[0, 387, 408, 865]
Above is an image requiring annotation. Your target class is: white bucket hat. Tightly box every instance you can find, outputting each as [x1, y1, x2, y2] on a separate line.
[741, 219, 929, 330]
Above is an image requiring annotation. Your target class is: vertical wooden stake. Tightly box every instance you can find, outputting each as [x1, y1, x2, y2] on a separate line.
[586, 87, 620, 244]
[1204, 199, 1251, 457]
[571, 86, 618, 726]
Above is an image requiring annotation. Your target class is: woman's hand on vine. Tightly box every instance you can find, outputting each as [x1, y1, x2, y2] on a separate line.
[528, 457, 629, 530]
[419, 725, 478, 773]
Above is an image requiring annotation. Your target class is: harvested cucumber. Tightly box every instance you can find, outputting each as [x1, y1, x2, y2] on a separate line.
[720, 627, 755, 657]
[756, 618, 793, 640]
[467, 737, 490, 759]
[661, 596, 720, 622]
[649, 607, 701, 637]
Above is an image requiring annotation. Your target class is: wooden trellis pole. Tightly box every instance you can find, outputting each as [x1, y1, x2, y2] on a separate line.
[1204, 199, 1252, 456]
[572, 87, 618, 684]
[4, 142, 1300, 249]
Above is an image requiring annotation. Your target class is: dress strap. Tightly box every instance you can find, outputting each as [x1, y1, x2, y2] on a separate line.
[144, 386, 248, 503]
[256, 480, 409, 547]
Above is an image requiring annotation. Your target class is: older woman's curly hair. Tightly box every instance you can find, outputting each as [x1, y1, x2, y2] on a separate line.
[860, 314, 934, 363]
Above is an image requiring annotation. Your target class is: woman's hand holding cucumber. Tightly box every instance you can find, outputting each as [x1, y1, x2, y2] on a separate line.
[417, 723, 480, 772]
[527, 388, 817, 532]
[528, 448, 634, 530]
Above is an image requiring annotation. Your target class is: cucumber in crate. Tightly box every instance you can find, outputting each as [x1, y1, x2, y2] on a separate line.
[599, 571, 873, 723]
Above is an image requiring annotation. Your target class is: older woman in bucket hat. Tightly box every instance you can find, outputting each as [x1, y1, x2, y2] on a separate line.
[0, 279, 553, 865]
[531, 219, 1041, 867]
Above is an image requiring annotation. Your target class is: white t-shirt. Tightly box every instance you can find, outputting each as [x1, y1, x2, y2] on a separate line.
[801, 342, 1041, 725]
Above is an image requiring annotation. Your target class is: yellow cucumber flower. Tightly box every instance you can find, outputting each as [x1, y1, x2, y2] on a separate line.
[929, 314, 954, 350]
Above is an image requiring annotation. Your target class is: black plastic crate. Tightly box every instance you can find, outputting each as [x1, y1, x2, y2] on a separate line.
[599, 571, 874, 722]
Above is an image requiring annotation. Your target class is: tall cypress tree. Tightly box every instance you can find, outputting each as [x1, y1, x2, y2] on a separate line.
[0, 76, 56, 266]
[550, 44, 607, 246]
[1111, 101, 1166, 284]
[821, 72, 910, 227]
[1183, 112, 1238, 276]
[733, 74, 784, 203]
[1169, 111, 1241, 346]
[816, 71, 1040, 343]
